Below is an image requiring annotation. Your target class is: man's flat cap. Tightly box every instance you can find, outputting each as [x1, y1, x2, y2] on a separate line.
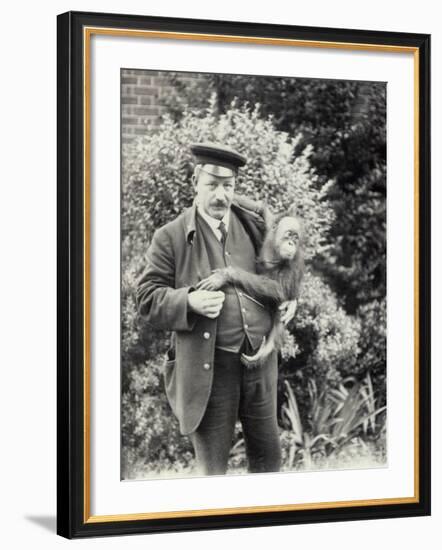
[190, 142, 247, 177]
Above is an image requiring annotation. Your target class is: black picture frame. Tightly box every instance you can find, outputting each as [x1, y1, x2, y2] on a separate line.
[57, 10, 431, 539]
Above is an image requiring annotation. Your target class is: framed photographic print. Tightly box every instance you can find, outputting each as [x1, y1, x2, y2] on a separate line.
[57, 10, 431, 538]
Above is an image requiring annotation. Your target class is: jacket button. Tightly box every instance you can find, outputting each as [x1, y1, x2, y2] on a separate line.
[203, 363, 211, 370]
[203, 332, 210, 339]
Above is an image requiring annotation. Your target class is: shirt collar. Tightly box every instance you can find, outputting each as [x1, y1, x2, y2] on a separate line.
[196, 204, 230, 234]
[185, 200, 244, 245]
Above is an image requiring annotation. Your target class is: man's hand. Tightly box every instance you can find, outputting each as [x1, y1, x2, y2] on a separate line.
[196, 269, 230, 291]
[279, 299, 298, 326]
[188, 289, 225, 319]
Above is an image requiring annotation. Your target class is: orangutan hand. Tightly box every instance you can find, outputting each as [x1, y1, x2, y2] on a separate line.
[279, 299, 297, 326]
[196, 269, 229, 291]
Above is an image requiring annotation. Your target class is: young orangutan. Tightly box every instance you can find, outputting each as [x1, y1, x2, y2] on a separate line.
[196, 212, 304, 367]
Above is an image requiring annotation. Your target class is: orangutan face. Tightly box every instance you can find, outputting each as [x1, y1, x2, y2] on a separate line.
[274, 217, 302, 260]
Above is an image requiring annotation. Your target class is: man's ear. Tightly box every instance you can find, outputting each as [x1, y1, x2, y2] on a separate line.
[192, 173, 199, 190]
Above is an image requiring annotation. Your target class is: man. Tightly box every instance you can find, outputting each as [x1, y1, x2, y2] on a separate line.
[136, 142, 290, 475]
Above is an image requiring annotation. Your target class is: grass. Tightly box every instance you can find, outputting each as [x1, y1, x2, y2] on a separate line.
[123, 373, 387, 480]
[124, 427, 386, 480]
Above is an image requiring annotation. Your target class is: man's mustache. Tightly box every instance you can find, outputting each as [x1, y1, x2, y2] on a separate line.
[210, 200, 228, 207]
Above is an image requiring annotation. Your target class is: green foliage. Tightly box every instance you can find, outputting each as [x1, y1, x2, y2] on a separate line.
[279, 271, 361, 422]
[293, 271, 361, 382]
[281, 374, 386, 470]
[122, 96, 334, 268]
[356, 298, 387, 406]
[161, 74, 387, 313]
[121, 355, 194, 479]
[121, 98, 384, 477]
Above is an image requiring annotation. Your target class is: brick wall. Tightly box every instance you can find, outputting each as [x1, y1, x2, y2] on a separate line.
[121, 69, 208, 143]
[121, 70, 382, 143]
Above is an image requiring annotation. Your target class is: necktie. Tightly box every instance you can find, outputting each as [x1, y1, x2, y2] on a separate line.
[218, 220, 227, 245]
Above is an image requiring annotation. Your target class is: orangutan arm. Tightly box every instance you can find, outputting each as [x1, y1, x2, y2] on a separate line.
[196, 266, 286, 306]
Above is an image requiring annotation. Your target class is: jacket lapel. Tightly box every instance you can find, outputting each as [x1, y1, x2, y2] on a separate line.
[181, 203, 212, 284]
[179, 199, 266, 284]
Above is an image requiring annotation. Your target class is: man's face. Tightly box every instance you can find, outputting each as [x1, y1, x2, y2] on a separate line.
[194, 168, 236, 220]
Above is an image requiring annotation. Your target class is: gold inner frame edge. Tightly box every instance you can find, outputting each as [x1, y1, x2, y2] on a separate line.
[82, 26, 420, 524]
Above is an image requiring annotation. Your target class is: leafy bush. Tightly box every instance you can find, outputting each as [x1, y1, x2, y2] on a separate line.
[121, 98, 380, 477]
[121, 355, 194, 479]
[294, 271, 361, 382]
[161, 74, 387, 313]
[122, 95, 334, 268]
[356, 298, 387, 406]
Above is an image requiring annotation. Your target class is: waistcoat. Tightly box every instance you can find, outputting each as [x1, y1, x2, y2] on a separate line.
[196, 210, 272, 352]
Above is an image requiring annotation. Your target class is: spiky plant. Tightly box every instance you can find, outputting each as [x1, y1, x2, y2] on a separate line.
[282, 373, 386, 469]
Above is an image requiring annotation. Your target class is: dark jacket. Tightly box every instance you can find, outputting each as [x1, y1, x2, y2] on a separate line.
[136, 197, 272, 435]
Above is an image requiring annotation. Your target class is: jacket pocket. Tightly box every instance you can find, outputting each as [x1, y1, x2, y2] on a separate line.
[243, 292, 265, 308]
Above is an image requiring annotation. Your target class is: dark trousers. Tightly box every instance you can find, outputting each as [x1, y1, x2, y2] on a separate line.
[189, 347, 281, 475]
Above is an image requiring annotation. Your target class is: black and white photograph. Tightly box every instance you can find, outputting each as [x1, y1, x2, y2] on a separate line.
[0, 0, 436, 545]
[121, 69, 387, 480]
